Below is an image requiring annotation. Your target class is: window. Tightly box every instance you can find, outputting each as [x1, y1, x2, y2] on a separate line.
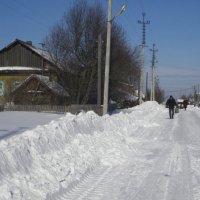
[0, 81, 4, 96]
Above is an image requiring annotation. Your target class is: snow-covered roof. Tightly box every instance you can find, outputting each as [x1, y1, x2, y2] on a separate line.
[15, 74, 70, 97]
[28, 46, 55, 64]
[0, 66, 42, 71]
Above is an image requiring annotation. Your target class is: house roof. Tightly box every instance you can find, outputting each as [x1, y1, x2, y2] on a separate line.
[14, 74, 70, 97]
[0, 39, 56, 66]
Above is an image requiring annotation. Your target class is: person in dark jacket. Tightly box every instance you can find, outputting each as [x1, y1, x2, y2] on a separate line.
[166, 95, 177, 119]
[183, 99, 188, 110]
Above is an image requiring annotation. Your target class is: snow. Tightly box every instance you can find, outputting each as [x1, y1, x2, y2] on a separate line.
[30, 47, 55, 64]
[0, 111, 65, 140]
[0, 102, 200, 199]
[0, 66, 41, 71]
[177, 99, 184, 103]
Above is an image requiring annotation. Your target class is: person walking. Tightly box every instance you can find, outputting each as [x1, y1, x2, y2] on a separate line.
[166, 95, 177, 119]
[183, 99, 188, 110]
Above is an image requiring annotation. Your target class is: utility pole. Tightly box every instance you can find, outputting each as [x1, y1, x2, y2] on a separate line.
[103, 0, 112, 115]
[103, 1, 126, 115]
[198, 84, 200, 104]
[150, 43, 158, 101]
[194, 85, 197, 103]
[97, 33, 102, 106]
[146, 72, 148, 100]
[138, 12, 150, 104]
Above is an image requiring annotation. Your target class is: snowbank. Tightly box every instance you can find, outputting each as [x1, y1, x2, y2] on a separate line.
[0, 101, 165, 200]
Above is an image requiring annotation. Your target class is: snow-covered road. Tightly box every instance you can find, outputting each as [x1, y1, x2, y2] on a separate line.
[54, 106, 200, 200]
[1, 102, 200, 200]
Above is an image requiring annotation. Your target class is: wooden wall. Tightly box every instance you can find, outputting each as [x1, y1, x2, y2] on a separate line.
[1, 44, 36, 67]
[0, 43, 52, 69]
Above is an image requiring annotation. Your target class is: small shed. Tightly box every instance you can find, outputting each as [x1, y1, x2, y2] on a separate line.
[12, 74, 70, 105]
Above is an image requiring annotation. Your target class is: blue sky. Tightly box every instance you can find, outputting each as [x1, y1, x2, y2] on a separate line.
[1, 0, 200, 99]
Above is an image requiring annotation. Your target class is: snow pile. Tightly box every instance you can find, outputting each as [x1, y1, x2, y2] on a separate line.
[0, 101, 165, 200]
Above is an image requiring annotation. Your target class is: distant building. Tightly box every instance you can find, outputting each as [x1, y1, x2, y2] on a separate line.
[0, 39, 58, 104]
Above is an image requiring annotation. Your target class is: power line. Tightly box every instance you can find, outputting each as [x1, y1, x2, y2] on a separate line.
[166, 87, 194, 93]
[164, 85, 200, 100]
[138, 12, 150, 104]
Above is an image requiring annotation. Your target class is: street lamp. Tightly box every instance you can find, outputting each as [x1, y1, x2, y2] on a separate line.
[103, 1, 126, 115]
[113, 4, 126, 19]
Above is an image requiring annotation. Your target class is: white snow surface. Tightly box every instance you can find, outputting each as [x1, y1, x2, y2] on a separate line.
[0, 102, 200, 200]
[0, 66, 41, 71]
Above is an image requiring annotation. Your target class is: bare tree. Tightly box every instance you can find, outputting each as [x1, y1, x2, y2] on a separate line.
[109, 23, 140, 102]
[44, 0, 106, 104]
[44, 0, 140, 105]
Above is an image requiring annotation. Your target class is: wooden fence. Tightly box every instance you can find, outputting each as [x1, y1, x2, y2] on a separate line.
[3, 104, 103, 116]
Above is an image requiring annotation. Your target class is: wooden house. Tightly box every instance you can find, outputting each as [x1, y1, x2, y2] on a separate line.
[0, 39, 58, 104]
[12, 74, 70, 105]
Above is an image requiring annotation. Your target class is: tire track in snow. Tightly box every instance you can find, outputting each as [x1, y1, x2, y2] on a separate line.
[134, 142, 193, 200]
[182, 109, 200, 200]
[163, 143, 193, 200]
[133, 111, 194, 200]
[56, 166, 113, 200]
